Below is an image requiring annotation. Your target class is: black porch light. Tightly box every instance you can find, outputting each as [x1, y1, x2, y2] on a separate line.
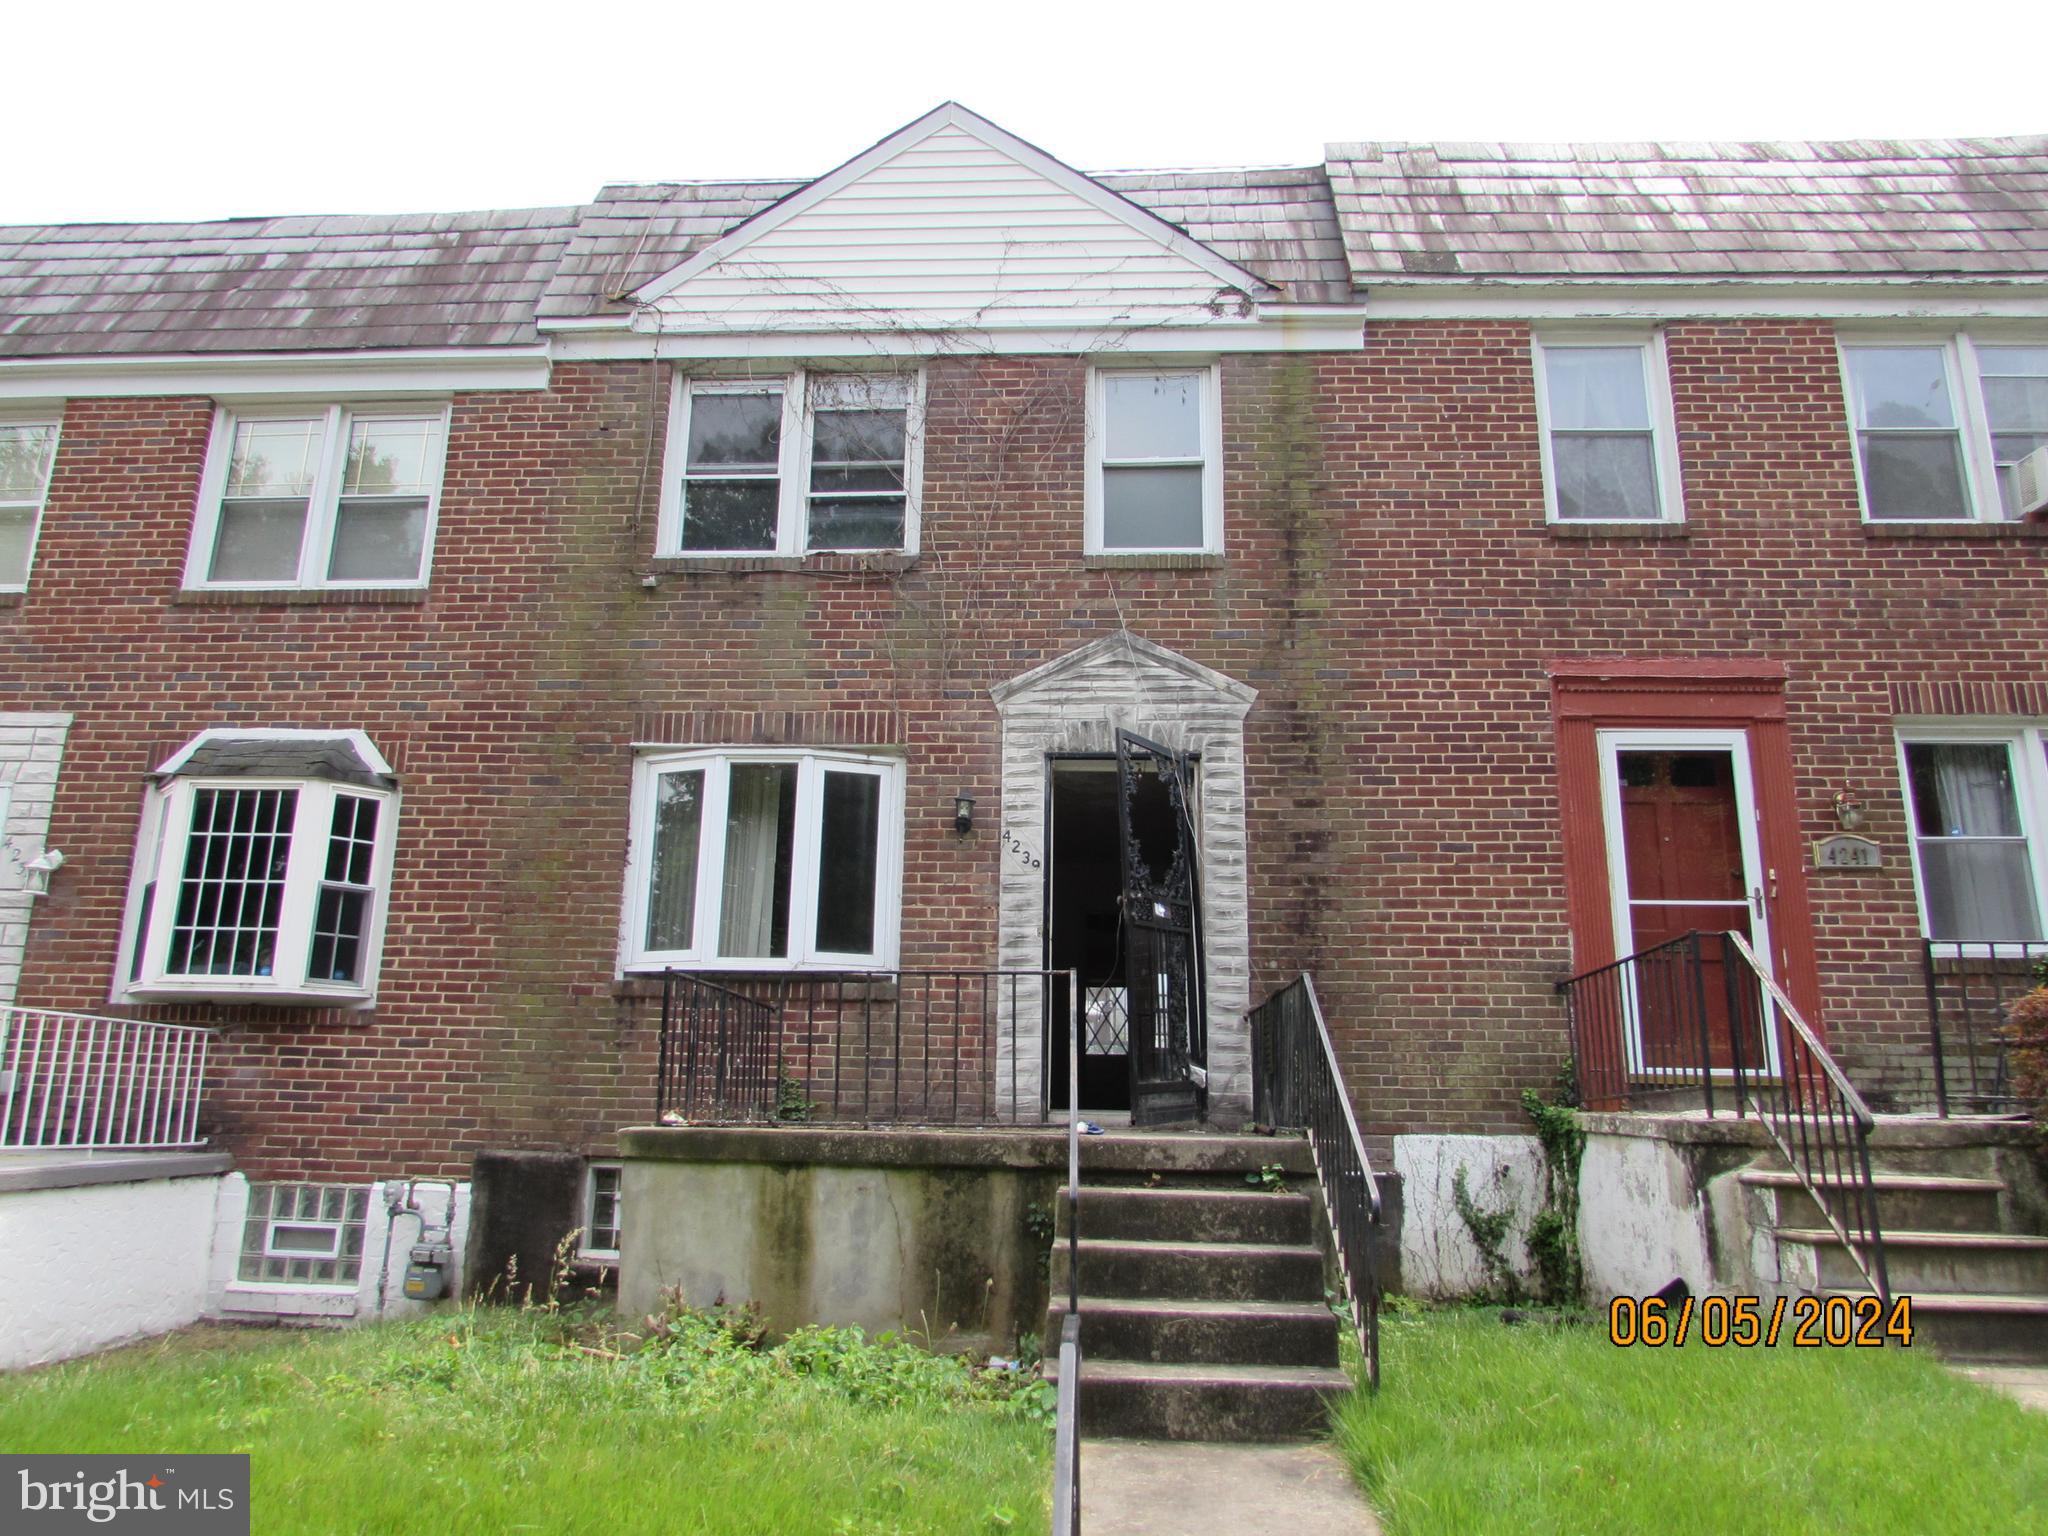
[954, 793, 976, 836]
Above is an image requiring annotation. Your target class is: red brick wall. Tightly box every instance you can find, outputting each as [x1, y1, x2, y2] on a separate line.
[8, 324, 2044, 1176]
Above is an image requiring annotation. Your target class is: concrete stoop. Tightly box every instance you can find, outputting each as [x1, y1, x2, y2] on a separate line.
[1043, 1137, 1351, 1442]
[1743, 1126, 2048, 1363]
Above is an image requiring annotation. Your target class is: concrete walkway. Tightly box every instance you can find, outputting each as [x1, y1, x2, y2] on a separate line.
[1951, 1364, 2048, 1412]
[1079, 1440, 1381, 1535]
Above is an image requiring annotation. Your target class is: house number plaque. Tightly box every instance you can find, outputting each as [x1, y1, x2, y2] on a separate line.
[1812, 835, 1881, 870]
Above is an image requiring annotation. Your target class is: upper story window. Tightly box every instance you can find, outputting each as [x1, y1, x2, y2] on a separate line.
[1841, 338, 2048, 522]
[1533, 336, 1684, 523]
[1086, 366, 1222, 554]
[1899, 728, 2048, 947]
[658, 372, 920, 557]
[622, 747, 903, 972]
[117, 730, 400, 1005]
[186, 405, 448, 589]
[0, 418, 59, 590]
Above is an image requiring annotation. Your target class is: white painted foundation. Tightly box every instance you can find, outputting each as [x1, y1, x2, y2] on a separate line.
[1393, 1133, 1546, 1299]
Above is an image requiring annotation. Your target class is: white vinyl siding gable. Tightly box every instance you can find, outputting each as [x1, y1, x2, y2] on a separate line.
[639, 123, 1257, 337]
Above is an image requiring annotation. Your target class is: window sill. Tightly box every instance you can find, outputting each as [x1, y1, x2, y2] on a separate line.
[1083, 552, 1225, 570]
[173, 586, 430, 607]
[648, 553, 919, 577]
[1860, 521, 2048, 541]
[1546, 521, 1690, 540]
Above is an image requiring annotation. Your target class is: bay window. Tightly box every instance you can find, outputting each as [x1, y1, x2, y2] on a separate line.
[623, 748, 903, 971]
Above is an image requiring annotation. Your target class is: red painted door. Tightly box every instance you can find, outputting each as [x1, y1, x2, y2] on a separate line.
[1617, 750, 1753, 1070]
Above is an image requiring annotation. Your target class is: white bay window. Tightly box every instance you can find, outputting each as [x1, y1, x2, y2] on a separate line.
[624, 748, 903, 971]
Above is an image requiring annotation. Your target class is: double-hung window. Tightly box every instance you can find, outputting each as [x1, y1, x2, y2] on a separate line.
[187, 405, 447, 588]
[623, 748, 903, 971]
[1898, 729, 2048, 947]
[660, 372, 919, 556]
[1841, 337, 2048, 522]
[0, 417, 59, 590]
[117, 730, 400, 1004]
[1086, 366, 1222, 553]
[1533, 336, 1684, 523]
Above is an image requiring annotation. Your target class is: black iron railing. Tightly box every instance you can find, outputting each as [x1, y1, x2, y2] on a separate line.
[1053, 968, 1082, 1536]
[656, 973, 780, 1123]
[1557, 932, 1890, 1305]
[1921, 939, 2048, 1117]
[656, 969, 1077, 1126]
[1249, 973, 1383, 1390]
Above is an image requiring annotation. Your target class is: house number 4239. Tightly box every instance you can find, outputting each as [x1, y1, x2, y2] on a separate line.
[1002, 830, 1042, 870]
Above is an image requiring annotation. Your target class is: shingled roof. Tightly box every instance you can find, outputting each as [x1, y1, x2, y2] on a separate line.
[1326, 137, 2048, 281]
[0, 206, 580, 357]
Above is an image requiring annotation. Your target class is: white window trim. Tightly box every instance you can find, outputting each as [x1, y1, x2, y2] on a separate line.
[183, 402, 451, 591]
[620, 746, 905, 974]
[580, 1161, 622, 1261]
[0, 412, 61, 593]
[1084, 363, 1224, 555]
[1531, 330, 1687, 525]
[1837, 331, 2048, 524]
[112, 737, 400, 1006]
[1894, 722, 2048, 955]
[655, 370, 924, 558]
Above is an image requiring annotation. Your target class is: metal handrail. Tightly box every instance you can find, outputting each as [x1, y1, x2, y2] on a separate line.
[1725, 934, 1874, 1127]
[1053, 967, 1081, 1536]
[0, 1006, 214, 1150]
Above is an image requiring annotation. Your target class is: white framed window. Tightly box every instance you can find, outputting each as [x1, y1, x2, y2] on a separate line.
[1532, 334, 1685, 523]
[657, 371, 921, 556]
[185, 404, 449, 589]
[581, 1162, 622, 1260]
[1897, 726, 2048, 948]
[1085, 365, 1222, 553]
[621, 747, 904, 972]
[1841, 336, 2048, 522]
[115, 730, 400, 1005]
[0, 417, 60, 590]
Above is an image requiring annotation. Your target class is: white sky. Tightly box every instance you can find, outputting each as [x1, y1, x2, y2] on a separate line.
[10, 0, 2043, 224]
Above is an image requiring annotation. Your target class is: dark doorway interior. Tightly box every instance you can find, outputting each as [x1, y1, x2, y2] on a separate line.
[1048, 758, 1176, 1113]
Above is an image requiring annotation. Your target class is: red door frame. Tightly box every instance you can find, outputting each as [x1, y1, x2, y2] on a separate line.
[1549, 659, 1824, 1032]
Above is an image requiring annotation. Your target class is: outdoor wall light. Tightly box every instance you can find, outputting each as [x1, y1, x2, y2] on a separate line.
[1832, 789, 1865, 831]
[954, 793, 976, 836]
[23, 848, 64, 896]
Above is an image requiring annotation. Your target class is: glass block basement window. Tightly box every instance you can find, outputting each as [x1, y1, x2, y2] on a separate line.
[239, 1183, 371, 1285]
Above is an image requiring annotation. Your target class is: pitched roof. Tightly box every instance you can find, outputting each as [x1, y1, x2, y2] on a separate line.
[0, 206, 580, 357]
[1325, 137, 2048, 281]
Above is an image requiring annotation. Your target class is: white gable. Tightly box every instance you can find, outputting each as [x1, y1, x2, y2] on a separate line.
[632, 106, 1275, 343]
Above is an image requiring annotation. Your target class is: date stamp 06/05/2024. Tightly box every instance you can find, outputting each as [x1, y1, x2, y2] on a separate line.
[1607, 1293, 1915, 1349]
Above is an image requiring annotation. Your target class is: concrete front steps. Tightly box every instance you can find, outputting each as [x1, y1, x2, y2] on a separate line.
[1042, 1138, 1350, 1441]
[1742, 1134, 2048, 1362]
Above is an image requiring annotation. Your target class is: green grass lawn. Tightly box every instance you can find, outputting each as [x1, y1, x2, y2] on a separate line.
[0, 1308, 1050, 1536]
[1336, 1306, 2048, 1536]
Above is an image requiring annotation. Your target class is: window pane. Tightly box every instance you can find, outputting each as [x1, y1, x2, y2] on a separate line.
[1103, 465, 1204, 549]
[682, 480, 780, 551]
[225, 418, 324, 497]
[646, 769, 705, 952]
[168, 787, 297, 977]
[1918, 842, 2043, 941]
[806, 498, 905, 551]
[718, 763, 796, 959]
[210, 500, 309, 581]
[1859, 433, 1969, 520]
[1906, 743, 2023, 837]
[1982, 371, 2048, 435]
[815, 770, 881, 955]
[0, 424, 56, 500]
[1544, 348, 1651, 430]
[1104, 373, 1202, 461]
[687, 392, 781, 470]
[812, 408, 905, 471]
[1553, 433, 1659, 520]
[1847, 348, 1956, 430]
[328, 497, 428, 581]
[308, 886, 368, 982]
[0, 508, 33, 586]
[343, 417, 440, 496]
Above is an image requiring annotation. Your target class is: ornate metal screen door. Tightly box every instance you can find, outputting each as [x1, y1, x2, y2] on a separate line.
[1115, 729, 1205, 1125]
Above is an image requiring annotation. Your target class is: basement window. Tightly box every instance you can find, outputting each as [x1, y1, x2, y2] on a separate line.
[185, 404, 448, 589]
[115, 730, 400, 1005]
[581, 1163, 622, 1259]
[658, 372, 921, 556]
[239, 1183, 370, 1286]
[621, 747, 903, 971]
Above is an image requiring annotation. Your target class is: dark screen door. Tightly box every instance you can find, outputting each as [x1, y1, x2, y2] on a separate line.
[1115, 730, 1204, 1125]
